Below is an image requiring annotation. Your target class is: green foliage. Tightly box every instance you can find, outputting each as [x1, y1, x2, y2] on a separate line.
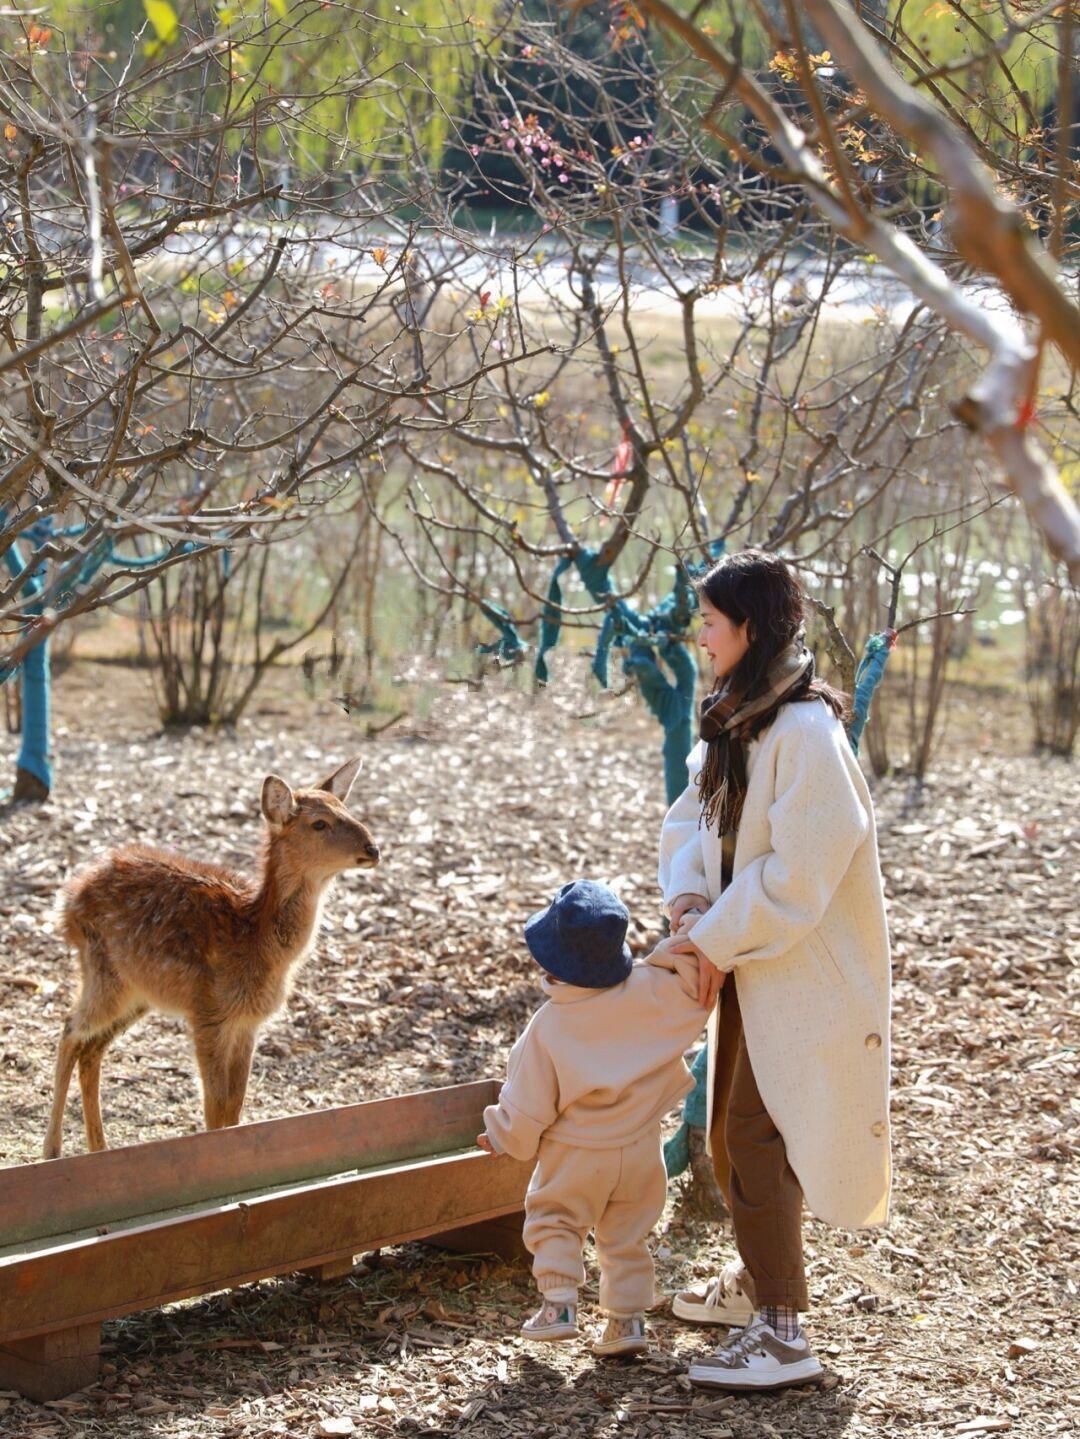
[886, 2, 1061, 152]
[223, 0, 500, 173]
[657, 3, 772, 69]
[142, 0, 178, 47]
[42, 0, 500, 174]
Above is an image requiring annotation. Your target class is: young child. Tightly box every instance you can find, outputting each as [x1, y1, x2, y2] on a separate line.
[477, 879, 707, 1356]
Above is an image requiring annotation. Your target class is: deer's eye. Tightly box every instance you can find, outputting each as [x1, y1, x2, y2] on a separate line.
[311, 820, 329, 832]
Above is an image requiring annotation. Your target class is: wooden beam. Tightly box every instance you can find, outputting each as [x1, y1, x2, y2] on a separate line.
[0, 1150, 529, 1346]
[299, 1256, 358, 1283]
[0, 1323, 100, 1403]
[3, 1079, 500, 1249]
[428, 1211, 529, 1264]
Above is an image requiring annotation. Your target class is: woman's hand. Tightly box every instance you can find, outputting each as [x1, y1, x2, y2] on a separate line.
[476, 1133, 494, 1154]
[670, 892, 709, 933]
[655, 932, 726, 1010]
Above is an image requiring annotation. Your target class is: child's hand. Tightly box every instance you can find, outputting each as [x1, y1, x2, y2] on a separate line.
[654, 932, 723, 1009]
[670, 892, 709, 931]
[648, 933, 692, 961]
[476, 1133, 495, 1154]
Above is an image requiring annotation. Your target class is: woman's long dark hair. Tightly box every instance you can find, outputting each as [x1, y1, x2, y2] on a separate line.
[696, 548, 848, 741]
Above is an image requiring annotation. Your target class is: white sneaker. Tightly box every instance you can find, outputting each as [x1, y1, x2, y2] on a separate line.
[521, 1299, 578, 1342]
[672, 1258, 756, 1326]
[688, 1318, 823, 1390]
[592, 1314, 649, 1357]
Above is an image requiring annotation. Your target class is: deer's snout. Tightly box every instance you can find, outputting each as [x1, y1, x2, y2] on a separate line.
[354, 833, 380, 867]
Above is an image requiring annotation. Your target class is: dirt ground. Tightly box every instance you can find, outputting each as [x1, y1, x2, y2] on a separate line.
[0, 658, 1076, 1439]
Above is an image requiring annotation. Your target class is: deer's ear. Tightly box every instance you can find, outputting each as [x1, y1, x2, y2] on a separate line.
[261, 775, 296, 825]
[319, 755, 362, 802]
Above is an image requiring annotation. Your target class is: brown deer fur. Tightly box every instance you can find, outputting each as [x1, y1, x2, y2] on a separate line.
[44, 757, 378, 1158]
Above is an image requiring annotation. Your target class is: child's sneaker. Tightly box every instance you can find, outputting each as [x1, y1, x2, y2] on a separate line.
[688, 1317, 823, 1390]
[592, 1314, 649, 1357]
[521, 1299, 578, 1342]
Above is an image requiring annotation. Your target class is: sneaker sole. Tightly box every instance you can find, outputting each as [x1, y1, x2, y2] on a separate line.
[591, 1337, 650, 1357]
[521, 1325, 579, 1342]
[672, 1295, 755, 1326]
[688, 1357, 824, 1390]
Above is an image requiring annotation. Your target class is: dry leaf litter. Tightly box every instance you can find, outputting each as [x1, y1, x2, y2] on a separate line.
[0, 658, 1075, 1439]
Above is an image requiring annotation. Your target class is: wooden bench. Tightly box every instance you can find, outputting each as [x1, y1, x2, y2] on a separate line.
[0, 1080, 529, 1401]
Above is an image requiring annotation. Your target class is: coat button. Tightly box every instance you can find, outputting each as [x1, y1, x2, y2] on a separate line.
[865, 1032, 882, 1049]
[871, 1121, 886, 1138]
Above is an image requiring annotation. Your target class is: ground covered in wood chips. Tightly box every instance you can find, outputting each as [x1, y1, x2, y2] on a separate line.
[1, 659, 1076, 1439]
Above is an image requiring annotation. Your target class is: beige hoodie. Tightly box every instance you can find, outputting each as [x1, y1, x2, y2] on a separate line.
[483, 950, 707, 1161]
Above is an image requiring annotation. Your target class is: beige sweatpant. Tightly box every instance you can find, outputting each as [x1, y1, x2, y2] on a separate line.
[523, 1129, 668, 1316]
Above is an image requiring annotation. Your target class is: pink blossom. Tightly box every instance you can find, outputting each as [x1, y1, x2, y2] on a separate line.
[501, 118, 510, 130]
[506, 138, 516, 149]
[559, 172, 569, 183]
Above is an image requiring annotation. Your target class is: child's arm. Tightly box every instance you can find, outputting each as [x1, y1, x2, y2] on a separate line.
[479, 1021, 559, 1162]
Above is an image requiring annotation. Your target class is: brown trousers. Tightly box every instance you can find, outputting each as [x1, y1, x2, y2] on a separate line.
[709, 973, 810, 1310]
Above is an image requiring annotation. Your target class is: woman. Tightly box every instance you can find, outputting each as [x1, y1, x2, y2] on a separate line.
[654, 548, 892, 1391]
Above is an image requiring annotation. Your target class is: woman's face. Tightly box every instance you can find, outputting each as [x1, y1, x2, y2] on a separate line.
[698, 595, 751, 681]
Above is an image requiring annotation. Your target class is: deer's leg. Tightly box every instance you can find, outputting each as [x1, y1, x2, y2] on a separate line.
[192, 1020, 232, 1130]
[44, 949, 134, 1159]
[77, 1006, 148, 1152]
[44, 1020, 82, 1160]
[219, 1028, 257, 1128]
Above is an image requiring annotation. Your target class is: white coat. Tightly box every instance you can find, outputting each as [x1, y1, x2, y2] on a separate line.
[658, 698, 892, 1229]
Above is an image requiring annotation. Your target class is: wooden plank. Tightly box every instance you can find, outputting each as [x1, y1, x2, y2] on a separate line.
[1, 1079, 500, 1247]
[0, 1323, 100, 1403]
[428, 1211, 528, 1264]
[299, 1256, 358, 1283]
[0, 1150, 530, 1345]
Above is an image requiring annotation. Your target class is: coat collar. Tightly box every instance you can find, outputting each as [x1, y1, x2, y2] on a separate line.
[541, 975, 625, 1004]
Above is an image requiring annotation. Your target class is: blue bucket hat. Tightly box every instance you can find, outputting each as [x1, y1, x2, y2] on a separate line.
[524, 880, 633, 988]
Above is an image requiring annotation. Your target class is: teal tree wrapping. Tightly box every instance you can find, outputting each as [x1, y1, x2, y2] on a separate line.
[535, 549, 614, 685]
[478, 546, 704, 800]
[848, 627, 898, 755]
[2, 517, 206, 796]
[529, 543, 722, 804]
[663, 624, 899, 1179]
[476, 599, 529, 665]
[1, 521, 51, 790]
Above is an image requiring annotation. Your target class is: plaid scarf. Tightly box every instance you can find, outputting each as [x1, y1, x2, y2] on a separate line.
[697, 638, 816, 833]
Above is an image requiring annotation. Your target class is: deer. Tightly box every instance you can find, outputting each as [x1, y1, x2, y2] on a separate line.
[44, 756, 379, 1159]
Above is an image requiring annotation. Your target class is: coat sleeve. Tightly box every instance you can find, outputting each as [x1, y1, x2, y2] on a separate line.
[657, 743, 708, 912]
[482, 1018, 560, 1162]
[687, 712, 869, 972]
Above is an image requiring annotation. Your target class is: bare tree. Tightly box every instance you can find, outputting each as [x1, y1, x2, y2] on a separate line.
[345, 3, 1037, 788]
[0, 1, 509, 789]
[631, 0, 1080, 580]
